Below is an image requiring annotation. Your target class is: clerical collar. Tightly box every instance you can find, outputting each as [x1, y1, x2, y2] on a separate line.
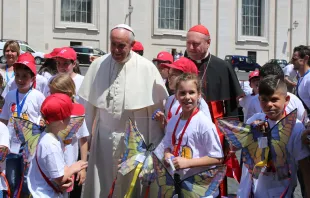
[193, 52, 210, 64]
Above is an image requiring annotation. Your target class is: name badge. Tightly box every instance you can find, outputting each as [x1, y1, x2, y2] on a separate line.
[258, 137, 268, 149]
[10, 137, 21, 154]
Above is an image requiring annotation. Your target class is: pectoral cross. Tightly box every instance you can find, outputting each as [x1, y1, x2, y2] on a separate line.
[106, 91, 113, 108]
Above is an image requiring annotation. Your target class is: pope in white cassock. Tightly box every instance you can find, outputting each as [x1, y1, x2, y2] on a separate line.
[78, 24, 168, 197]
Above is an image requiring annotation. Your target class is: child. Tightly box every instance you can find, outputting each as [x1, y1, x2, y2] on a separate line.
[27, 93, 88, 198]
[54, 48, 89, 197]
[154, 57, 211, 128]
[48, 74, 88, 189]
[247, 63, 306, 123]
[0, 122, 10, 197]
[162, 73, 223, 197]
[238, 76, 310, 197]
[152, 51, 174, 95]
[38, 48, 60, 80]
[0, 53, 45, 197]
[239, 70, 260, 121]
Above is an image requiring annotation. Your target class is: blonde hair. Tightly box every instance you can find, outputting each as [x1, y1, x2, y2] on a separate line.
[49, 74, 76, 101]
[3, 40, 20, 56]
[175, 73, 202, 94]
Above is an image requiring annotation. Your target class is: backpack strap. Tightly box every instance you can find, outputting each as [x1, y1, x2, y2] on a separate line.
[35, 148, 62, 194]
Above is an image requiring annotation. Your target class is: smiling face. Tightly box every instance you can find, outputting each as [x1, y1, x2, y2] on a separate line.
[259, 90, 289, 120]
[14, 66, 35, 93]
[110, 28, 133, 63]
[5, 45, 19, 66]
[56, 57, 75, 75]
[175, 79, 201, 113]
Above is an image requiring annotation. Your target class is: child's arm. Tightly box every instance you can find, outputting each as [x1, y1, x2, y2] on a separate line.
[53, 160, 88, 185]
[172, 155, 223, 169]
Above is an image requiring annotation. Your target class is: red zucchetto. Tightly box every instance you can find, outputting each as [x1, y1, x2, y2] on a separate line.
[188, 25, 210, 36]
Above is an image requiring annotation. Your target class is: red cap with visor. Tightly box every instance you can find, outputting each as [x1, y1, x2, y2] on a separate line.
[153, 51, 173, 63]
[54, 47, 77, 61]
[44, 48, 62, 59]
[13, 53, 37, 76]
[162, 57, 198, 74]
[41, 93, 85, 124]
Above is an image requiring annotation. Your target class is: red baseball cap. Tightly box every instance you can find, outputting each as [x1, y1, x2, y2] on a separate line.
[162, 57, 198, 74]
[44, 48, 62, 59]
[41, 93, 85, 124]
[153, 51, 173, 63]
[249, 70, 260, 81]
[132, 41, 144, 51]
[54, 47, 77, 61]
[13, 53, 36, 76]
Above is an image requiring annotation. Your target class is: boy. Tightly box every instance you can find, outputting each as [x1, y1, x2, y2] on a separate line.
[27, 93, 88, 198]
[239, 70, 259, 121]
[0, 122, 10, 197]
[0, 53, 45, 197]
[152, 51, 174, 95]
[247, 63, 306, 123]
[238, 76, 310, 197]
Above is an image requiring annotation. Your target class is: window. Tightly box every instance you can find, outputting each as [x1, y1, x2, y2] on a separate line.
[158, 0, 184, 30]
[55, 0, 99, 31]
[237, 0, 269, 43]
[242, 0, 261, 36]
[61, 0, 92, 23]
[153, 0, 193, 37]
[248, 51, 257, 63]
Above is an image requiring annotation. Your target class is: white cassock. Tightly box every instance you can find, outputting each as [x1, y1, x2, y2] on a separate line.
[78, 51, 168, 198]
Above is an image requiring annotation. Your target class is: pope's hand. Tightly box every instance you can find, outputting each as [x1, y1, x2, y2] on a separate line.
[60, 177, 73, 191]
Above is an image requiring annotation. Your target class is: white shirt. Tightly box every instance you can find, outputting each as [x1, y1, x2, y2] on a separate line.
[164, 95, 212, 121]
[64, 74, 89, 166]
[283, 64, 298, 82]
[41, 72, 53, 81]
[1, 74, 49, 97]
[0, 89, 45, 146]
[162, 111, 223, 197]
[239, 80, 252, 95]
[297, 70, 310, 109]
[237, 113, 310, 198]
[246, 92, 307, 123]
[0, 69, 14, 87]
[27, 132, 65, 198]
[239, 94, 257, 122]
[0, 122, 10, 191]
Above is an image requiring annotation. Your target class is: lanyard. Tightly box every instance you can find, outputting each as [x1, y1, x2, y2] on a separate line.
[167, 97, 182, 121]
[297, 69, 310, 94]
[172, 108, 199, 156]
[5, 65, 14, 83]
[16, 89, 32, 117]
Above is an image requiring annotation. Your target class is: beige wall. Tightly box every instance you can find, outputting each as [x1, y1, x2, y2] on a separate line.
[0, 0, 198, 61]
[1, 0, 308, 64]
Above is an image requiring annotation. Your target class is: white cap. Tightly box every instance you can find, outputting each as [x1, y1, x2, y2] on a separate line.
[111, 24, 135, 36]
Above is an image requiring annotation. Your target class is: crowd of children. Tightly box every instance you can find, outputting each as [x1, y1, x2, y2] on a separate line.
[0, 38, 309, 198]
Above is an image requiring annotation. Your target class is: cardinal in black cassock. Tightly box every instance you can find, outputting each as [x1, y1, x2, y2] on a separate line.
[186, 25, 244, 196]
